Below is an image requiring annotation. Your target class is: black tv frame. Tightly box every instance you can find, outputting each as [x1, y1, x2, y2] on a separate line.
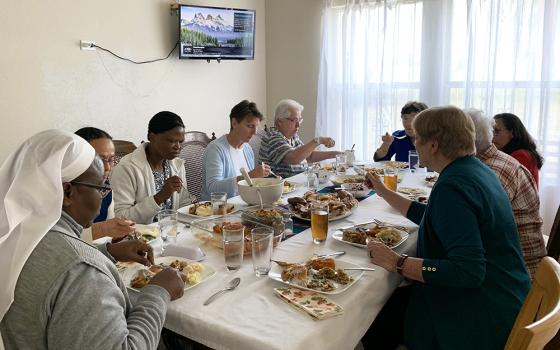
[178, 4, 256, 61]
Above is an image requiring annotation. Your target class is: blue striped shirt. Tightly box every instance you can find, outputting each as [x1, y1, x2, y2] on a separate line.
[258, 130, 306, 178]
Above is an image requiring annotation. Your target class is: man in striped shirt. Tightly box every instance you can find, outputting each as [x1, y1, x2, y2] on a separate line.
[466, 109, 545, 278]
[258, 99, 340, 178]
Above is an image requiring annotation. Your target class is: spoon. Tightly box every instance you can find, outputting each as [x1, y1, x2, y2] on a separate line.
[240, 167, 254, 186]
[203, 277, 241, 306]
[351, 144, 355, 150]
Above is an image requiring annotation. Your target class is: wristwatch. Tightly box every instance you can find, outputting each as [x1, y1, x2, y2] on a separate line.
[396, 254, 409, 275]
[313, 136, 320, 145]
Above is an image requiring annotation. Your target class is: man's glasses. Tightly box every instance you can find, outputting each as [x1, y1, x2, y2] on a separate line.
[101, 157, 115, 166]
[70, 181, 112, 199]
[286, 117, 303, 125]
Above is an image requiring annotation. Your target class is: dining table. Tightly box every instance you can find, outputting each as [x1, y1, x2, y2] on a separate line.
[154, 165, 432, 350]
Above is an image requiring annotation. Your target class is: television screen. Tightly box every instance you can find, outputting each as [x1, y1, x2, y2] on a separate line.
[179, 5, 256, 60]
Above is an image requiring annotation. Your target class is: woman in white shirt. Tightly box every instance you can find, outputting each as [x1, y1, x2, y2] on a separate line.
[111, 111, 195, 224]
[201, 100, 271, 199]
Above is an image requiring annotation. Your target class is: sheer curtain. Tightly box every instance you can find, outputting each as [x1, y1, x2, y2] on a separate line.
[316, 0, 560, 234]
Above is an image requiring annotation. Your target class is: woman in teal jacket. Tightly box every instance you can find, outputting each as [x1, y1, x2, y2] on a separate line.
[363, 106, 530, 350]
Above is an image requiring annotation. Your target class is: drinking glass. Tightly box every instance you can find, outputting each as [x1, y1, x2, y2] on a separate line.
[211, 192, 228, 215]
[222, 223, 244, 271]
[311, 203, 329, 244]
[251, 227, 274, 276]
[158, 209, 178, 249]
[306, 168, 319, 190]
[409, 150, 419, 172]
[383, 167, 398, 191]
[345, 150, 356, 166]
[272, 219, 284, 248]
[335, 153, 347, 174]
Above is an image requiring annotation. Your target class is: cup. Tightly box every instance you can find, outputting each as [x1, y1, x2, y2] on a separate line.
[383, 167, 398, 191]
[251, 227, 274, 276]
[335, 153, 347, 174]
[211, 192, 228, 215]
[158, 209, 178, 247]
[222, 223, 244, 271]
[345, 150, 356, 166]
[409, 150, 419, 172]
[311, 203, 329, 244]
[306, 170, 319, 190]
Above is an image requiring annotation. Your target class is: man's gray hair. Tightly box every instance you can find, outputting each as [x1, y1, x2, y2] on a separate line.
[274, 99, 304, 121]
[464, 108, 493, 152]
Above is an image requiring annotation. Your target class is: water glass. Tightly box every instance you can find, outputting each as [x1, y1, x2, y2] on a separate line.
[311, 203, 329, 244]
[158, 209, 178, 247]
[345, 149, 356, 166]
[335, 153, 347, 174]
[409, 150, 419, 172]
[251, 227, 274, 276]
[211, 192, 228, 215]
[222, 223, 244, 271]
[383, 167, 398, 191]
[306, 170, 319, 190]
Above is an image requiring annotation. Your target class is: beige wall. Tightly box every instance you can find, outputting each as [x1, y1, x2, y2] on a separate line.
[265, 0, 323, 141]
[0, 0, 266, 161]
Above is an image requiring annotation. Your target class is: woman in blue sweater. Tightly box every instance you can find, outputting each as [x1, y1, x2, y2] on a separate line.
[201, 100, 271, 200]
[363, 106, 530, 350]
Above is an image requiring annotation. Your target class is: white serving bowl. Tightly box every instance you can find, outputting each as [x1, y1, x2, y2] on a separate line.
[238, 178, 284, 205]
[341, 183, 370, 198]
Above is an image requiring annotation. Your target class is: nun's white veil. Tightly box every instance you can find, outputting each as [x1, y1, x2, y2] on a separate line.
[0, 130, 95, 348]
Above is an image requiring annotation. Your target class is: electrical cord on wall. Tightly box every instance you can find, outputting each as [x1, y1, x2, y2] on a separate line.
[91, 40, 179, 64]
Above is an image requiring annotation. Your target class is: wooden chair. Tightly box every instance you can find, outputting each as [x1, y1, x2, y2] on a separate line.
[504, 257, 560, 350]
[112, 140, 137, 166]
[546, 205, 560, 261]
[178, 131, 215, 201]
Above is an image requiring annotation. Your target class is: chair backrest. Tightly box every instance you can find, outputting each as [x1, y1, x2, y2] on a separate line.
[504, 257, 560, 350]
[113, 140, 137, 166]
[179, 131, 214, 201]
[248, 126, 269, 167]
[546, 205, 560, 261]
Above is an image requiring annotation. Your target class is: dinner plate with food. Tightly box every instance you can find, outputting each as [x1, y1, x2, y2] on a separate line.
[330, 175, 366, 187]
[177, 201, 235, 218]
[287, 191, 358, 222]
[132, 224, 160, 244]
[379, 160, 409, 169]
[117, 256, 216, 291]
[282, 180, 301, 194]
[331, 223, 409, 249]
[268, 257, 364, 295]
[397, 187, 427, 197]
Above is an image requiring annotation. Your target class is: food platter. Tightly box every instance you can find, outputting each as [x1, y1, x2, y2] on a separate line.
[331, 223, 409, 250]
[330, 175, 365, 186]
[116, 256, 216, 291]
[290, 208, 354, 222]
[177, 202, 235, 219]
[397, 187, 427, 197]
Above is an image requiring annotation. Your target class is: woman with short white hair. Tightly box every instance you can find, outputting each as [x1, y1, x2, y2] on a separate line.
[258, 99, 340, 178]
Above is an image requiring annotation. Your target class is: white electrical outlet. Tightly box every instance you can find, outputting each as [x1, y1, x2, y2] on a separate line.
[80, 40, 95, 51]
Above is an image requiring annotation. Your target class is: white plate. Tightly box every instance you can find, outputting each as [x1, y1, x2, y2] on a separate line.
[330, 175, 366, 186]
[117, 256, 216, 291]
[290, 208, 354, 222]
[397, 187, 427, 196]
[268, 259, 364, 295]
[283, 182, 303, 195]
[177, 202, 235, 219]
[331, 226, 409, 250]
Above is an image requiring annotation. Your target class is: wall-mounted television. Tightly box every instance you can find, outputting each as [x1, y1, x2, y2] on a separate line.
[179, 4, 255, 60]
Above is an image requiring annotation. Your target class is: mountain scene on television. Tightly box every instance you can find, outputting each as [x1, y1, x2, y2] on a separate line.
[180, 8, 254, 49]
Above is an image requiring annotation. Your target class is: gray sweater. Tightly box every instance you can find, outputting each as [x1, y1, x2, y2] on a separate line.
[0, 212, 170, 349]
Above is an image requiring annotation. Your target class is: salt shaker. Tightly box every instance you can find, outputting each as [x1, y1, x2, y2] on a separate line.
[282, 212, 294, 238]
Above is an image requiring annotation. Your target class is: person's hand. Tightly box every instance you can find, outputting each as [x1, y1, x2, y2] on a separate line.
[365, 171, 387, 195]
[248, 163, 271, 178]
[149, 268, 186, 301]
[367, 239, 399, 273]
[107, 239, 154, 266]
[319, 137, 336, 148]
[155, 175, 183, 203]
[92, 218, 135, 240]
[381, 132, 394, 146]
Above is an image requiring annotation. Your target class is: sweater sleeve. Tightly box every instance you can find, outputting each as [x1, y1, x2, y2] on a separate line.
[374, 142, 396, 161]
[421, 183, 487, 288]
[203, 143, 238, 198]
[46, 263, 170, 350]
[406, 201, 426, 225]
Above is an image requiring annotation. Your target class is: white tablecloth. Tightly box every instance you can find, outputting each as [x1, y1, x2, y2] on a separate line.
[162, 169, 430, 350]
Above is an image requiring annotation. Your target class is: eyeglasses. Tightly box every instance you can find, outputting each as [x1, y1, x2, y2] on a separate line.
[286, 117, 303, 125]
[70, 181, 112, 199]
[101, 156, 115, 166]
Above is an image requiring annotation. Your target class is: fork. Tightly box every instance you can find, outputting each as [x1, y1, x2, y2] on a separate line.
[268, 169, 282, 179]
[373, 219, 410, 232]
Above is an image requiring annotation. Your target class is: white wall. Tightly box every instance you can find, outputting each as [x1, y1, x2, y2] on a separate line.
[0, 0, 266, 161]
[265, 0, 324, 142]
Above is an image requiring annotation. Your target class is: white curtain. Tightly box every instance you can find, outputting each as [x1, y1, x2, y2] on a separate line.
[317, 0, 560, 234]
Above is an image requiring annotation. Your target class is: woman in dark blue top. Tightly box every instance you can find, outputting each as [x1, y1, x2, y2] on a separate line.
[374, 101, 428, 162]
[363, 106, 530, 350]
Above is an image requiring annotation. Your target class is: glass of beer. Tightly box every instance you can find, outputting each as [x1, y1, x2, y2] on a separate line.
[311, 203, 329, 244]
[384, 167, 398, 191]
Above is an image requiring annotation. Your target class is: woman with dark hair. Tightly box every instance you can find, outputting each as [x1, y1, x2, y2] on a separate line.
[75, 127, 135, 242]
[493, 113, 544, 186]
[111, 111, 195, 224]
[201, 100, 271, 199]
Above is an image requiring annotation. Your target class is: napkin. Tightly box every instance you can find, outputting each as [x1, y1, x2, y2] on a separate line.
[274, 288, 344, 320]
[161, 244, 206, 261]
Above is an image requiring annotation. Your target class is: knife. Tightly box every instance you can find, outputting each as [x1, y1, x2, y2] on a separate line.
[316, 251, 346, 259]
